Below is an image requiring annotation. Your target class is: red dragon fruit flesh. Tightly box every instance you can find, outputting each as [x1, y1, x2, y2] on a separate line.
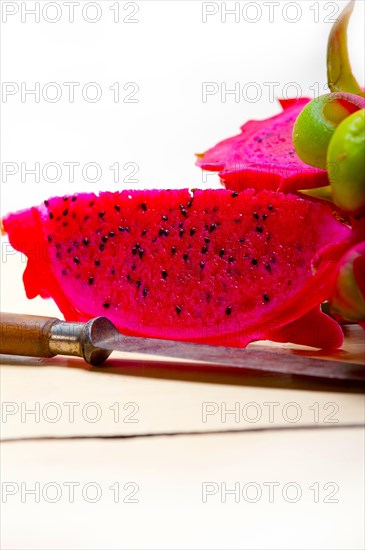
[196, 99, 329, 193]
[2, 189, 350, 349]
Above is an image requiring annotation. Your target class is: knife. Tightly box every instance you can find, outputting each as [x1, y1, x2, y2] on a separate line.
[0, 313, 364, 385]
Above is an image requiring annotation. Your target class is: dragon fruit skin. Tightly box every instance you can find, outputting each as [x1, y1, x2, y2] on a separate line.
[2, 189, 350, 349]
[196, 98, 329, 193]
[330, 241, 365, 325]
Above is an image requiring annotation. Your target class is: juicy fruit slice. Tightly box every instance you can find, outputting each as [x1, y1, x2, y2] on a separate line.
[3, 189, 350, 349]
[196, 99, 329, 193]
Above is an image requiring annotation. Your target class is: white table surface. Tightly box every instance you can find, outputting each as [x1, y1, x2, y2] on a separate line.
[1, 239, 364, 550]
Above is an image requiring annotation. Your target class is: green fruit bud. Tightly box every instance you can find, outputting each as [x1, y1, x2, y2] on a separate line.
[327, 109, 365, 213]
[293, 94, 351, 169]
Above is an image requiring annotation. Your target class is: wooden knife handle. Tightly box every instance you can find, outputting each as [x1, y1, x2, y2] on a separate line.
[0, 312, 60, 358]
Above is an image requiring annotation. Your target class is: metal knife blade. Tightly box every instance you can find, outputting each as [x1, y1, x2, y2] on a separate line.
[93, 325, 365, 384]
[1, 313, 364, 386]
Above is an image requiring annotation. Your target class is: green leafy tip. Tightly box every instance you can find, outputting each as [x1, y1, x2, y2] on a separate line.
[327, 0, 363, 95]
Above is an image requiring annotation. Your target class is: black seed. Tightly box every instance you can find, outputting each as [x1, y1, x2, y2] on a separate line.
[62, 269, 68, 276]
[109, 231, 115, 238]
[253, 212, 259, 220]
[239, 238, 245, 243]
[125, 227, 130, 233]
[138, 249, 144, 259]
[140, 202, 147, 211]
[183, 253, 189, 261]
[179, 228, 184, 237]
[201, 246, 208, 254]
[228, 256, 235, 263]
[251, 258, 258, 266]
[136, 280, 141, 288]
[102, 235, 108, 243]
[132, 247, 137, 255]
[234, 219, 241, 224]
[256, 226, 263, 233]
[63, 222, 68, 227]
[231, 192, 239, 198]
[180, 204, 188, 217]
[131, 264, 136, 271]
[162, 215, 168, 221]
[190, 227, 196, 236]
[95, 260, 100, 266]
[103, 302, 110, 309]
[187, 199, 193, 208]
[111, 268, 115, 275]
[73, 257, 80, 264]
[49, 212, 54, 220]
[159, 228, 164, 237]
[88, 277, 94, 285]
[263, 293, 270, 303]
[84, 215, 89, 221]
[63, 196, 68, 201]
[288, 150, 295, 155]
[71, 196, 77, 202]
[204, 237, 210, 244]
[141, 229, 147, 236]
[118, 226, 124, 232]
[89, 201, 94, 207]
[268, 204, 273, 210]
[200, 262, 205, 269]
[163, 229, 169, 237]
[98, 212, 105, 218]
[262, 214, 268, 220]
[175, 306, 182, 314]
[48, 235, 52, 242]
[63, 209, 68, 216]
[143, 287, 148, 297]
[179, 222, 184, 228]
[171, 246, 177, 255]
[219, 249, 225, 257]
[99, 244, 105, 252]
[114, 205, 120, 211]
[225, 306, 232, 315]
[126, 274, 131, 281]
[161, 270, 168, 279]
[209, 223, 217, 233]
[44, 200, 49, 207]
[265, 263, 271, 272]
[83, 238, 89, 246]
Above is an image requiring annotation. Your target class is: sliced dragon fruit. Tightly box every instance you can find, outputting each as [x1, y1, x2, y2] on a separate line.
[2, 189, 350, 349]
[196, 98, 329, 193]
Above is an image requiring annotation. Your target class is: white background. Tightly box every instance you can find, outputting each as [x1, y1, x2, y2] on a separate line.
[1, 0, 364, 213]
